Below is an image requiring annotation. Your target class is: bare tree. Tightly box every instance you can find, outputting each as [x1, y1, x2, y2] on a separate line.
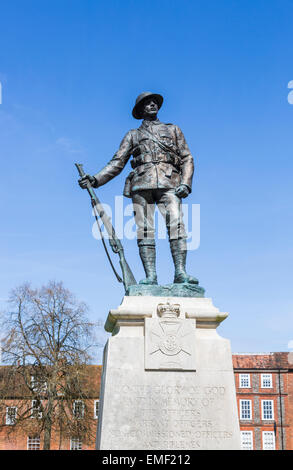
[0, 281, 100, 450]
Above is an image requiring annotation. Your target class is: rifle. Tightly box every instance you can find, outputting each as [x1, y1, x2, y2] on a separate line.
[75, 163, 137, 291]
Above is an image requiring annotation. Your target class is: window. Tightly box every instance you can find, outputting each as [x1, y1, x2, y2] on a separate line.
[262, 431, 275, 450]
[261, 400, 274, 420]
[31, 375, 37, 391]
[239, 400, 252, 420]
[94, 400, 100, 419]
[31, 375, 47, 394]
[261, 374, 273, 388]
[70, 437, 82, 450]
[27, 436, 40, 450]
[73, 400, 84, 419]
[6, 406, 17, 425]
[31, 399, 42, 419]
[240, 431, 253, 450]
[239, 374, 250, 388]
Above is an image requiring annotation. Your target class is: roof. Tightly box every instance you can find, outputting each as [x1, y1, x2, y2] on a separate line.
[0, 365, 102, 399]
[232, 352, 290, 370]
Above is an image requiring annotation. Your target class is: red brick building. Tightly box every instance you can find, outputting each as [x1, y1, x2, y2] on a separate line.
[1, 354, 292, 450]
[0, 365, 102, 450]
[233, 352, 293, 450]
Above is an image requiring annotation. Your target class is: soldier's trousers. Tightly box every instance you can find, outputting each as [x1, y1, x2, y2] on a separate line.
[132, 189, 187, 247]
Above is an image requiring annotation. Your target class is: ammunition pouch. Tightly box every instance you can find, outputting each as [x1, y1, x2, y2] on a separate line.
[130, 153, 181, 171]
[123, 170, 135, 198]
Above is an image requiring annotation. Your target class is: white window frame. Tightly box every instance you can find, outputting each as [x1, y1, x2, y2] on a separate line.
[31, 399, 42, 419]
[94, 399, 100, 419]
[239, 400, 252, 420]
[239, 373, 250, 388]
[261, 373, 273, 388]
[31, 375, 47, 394]
[261, 400, 274, 420]
[27, 436, 40, 450]
[6, 406, 17, 425]
[70, 437, 82, 450]
[262, 431, 275, 450]
[73, 400, 84, 419]
[240, 430, 253, 450]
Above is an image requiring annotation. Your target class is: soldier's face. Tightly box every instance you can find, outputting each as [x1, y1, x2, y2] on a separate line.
[142, 99, 159, 118]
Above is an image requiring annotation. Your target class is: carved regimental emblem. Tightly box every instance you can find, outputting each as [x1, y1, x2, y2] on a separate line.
[145, 302, 196, 371]
[157, 303, 181, 356]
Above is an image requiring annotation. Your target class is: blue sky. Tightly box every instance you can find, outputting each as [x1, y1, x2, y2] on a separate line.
[0, 0, 292, 361]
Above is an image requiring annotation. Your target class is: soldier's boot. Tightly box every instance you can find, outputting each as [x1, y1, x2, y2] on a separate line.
[170, 238, 199, 284]
[138, 243, 158, 285]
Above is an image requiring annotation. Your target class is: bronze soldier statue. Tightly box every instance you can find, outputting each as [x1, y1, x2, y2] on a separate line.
[79, 92, 198, 286]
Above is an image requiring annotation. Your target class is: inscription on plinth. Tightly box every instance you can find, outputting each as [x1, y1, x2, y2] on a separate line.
[103, 381, 235, 449]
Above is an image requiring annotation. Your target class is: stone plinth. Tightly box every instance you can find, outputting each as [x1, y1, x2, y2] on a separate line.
[96, 296, 241, 450]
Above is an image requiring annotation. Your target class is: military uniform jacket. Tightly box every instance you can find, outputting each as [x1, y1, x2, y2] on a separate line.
[93, 119, 194, 197]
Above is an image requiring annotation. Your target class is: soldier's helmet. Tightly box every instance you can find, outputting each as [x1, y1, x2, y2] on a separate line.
[132, 92, 163, 119]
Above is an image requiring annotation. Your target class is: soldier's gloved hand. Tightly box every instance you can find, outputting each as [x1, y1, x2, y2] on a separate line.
[78, 174, 97, 189]
[175, 184, 190, 198]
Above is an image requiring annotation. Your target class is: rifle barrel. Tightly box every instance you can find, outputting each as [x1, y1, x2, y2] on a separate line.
[75, 163, 137, 290]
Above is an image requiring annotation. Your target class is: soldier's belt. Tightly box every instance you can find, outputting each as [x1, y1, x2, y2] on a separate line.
[131, 153, 180, 170]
